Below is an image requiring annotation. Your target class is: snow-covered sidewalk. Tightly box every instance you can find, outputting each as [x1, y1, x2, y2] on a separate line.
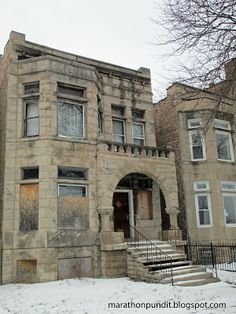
[0, 271, 235, 314]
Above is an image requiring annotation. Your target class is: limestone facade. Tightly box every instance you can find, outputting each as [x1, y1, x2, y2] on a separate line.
[0, 32, 178, 283]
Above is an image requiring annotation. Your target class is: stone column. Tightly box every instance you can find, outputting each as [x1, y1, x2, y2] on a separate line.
[165, 207, 179, 229]
[97, 207, 114, 232]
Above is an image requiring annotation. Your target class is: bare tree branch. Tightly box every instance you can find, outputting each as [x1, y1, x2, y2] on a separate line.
[153, 0, 236, 88]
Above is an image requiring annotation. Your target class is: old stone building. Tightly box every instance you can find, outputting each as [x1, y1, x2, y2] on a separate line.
[155, 60, 236, 243]
[0, 31, 179, 284]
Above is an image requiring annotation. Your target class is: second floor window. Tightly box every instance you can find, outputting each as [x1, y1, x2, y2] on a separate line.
[58, 101, 84, 139]
[216, 131, 234, 161]
[214, 119, 234, 162]
[24, 99, 39, 137]
[132, 122, 145, 145]
[112, 118, 125, 143]
[189, 130, 205, 161]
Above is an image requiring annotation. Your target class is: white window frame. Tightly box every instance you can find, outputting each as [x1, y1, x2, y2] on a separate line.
[194, 192, 213, 228]
[58, 183, 87, 197]
[215, 129, 234, 162]
[214, 118, 231, 131]
[222, 192, 236, 227]
[58, 101, 85, 139]
[221, 181, 236, 192]
[193, 181, 209, 192]
[221, 181, 236, 227]
[187, 118, 202, 129]
[112, 118, 126, 143]
[24, 99, 39, 137]
[189, 130, 206, 161]
[132, 122, 145, 146]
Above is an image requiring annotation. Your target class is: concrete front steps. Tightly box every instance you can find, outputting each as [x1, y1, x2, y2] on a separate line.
[127, 240, 219, 286]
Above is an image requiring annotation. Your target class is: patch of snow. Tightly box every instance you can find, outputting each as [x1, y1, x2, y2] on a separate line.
[0, 275, 235, 313]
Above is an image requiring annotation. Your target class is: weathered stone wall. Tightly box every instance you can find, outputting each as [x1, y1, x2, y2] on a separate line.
[0, 31, 179, 283]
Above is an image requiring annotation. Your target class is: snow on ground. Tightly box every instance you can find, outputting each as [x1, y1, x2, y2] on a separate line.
[0, 271, 235, 314]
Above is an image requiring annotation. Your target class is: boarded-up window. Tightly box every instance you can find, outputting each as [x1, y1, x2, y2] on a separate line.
[136, 190, 153, 220]
[58, 184, 89, 229]
[20, 184, 39, 231]
[58, 257, 92, 279]
[16, 260, 37, 283]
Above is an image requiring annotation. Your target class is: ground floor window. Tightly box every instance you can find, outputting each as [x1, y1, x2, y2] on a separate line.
[221, 181, 236, 226]
[194, 181, 212, 227]
[57, 184, 88, 229]
[195, 194, 212, 227]
[222, 194, 236, 225]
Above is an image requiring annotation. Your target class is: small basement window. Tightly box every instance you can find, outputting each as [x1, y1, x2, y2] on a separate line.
[58, 167, 87, 180]
[23, 82, 39, 94]
[22, 167, 39, 180]
[58, 83, 85, 98]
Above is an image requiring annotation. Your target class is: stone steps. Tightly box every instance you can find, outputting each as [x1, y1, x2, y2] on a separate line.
[127, 240, 219, 286]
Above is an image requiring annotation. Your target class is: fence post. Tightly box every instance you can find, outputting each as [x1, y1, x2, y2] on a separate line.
[210, 242, 215, 267]
[188, 238, 192, 261]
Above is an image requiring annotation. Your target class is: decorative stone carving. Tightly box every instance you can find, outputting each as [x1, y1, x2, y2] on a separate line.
[165, 207, 180, 229]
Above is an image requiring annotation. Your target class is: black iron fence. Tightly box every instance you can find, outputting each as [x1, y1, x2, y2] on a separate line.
[186, 240, 236, 274]
[128, 224, 174, 285]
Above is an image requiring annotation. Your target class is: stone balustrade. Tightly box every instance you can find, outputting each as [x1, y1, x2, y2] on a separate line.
[97, 141, 174, 158]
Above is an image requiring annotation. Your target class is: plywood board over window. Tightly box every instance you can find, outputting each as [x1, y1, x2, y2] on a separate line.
[16, 260, 37, 283]
[136, 191, 153, 220]
[19, 184, 39, 231]
[58, 257, 92, 280]
[58, 184, 89, 229]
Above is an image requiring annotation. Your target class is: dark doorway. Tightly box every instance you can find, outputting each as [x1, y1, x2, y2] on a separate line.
[113, 192, 130, 238]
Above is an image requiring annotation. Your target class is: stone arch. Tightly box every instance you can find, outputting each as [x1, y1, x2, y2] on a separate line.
[99, 164, 179, 211]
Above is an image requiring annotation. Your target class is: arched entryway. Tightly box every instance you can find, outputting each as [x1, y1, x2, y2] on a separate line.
[112, 173, 167, 239]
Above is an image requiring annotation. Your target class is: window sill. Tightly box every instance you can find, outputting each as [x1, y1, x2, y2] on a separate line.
[218, 159, 235, 164]
[191, 159, 207, 163]
[225, 224, 236, 227]
[19, 179, 39, 184]
[21, 136, 40, 140]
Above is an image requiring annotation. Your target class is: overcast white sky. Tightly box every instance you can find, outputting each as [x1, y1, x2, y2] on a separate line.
[0, 0, 176, 101]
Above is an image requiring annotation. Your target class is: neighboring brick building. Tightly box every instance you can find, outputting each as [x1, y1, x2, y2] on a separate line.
[155, 61, 236, 243]
[0, 32, 179, 284]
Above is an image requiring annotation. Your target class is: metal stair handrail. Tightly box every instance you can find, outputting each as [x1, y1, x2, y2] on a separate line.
[128, 224, 174, 285]
[164, 224, 218, 277]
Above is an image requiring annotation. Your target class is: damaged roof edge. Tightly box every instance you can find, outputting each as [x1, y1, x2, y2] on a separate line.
[8, 31, 151, 80]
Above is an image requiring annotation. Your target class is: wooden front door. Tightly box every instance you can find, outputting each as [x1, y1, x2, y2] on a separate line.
[113, 192, 130, 238]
